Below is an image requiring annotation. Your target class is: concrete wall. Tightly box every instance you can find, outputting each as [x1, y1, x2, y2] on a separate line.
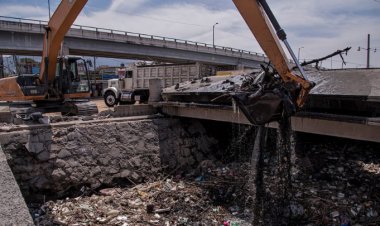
[0, 145, 33, 225]
[0, 118, 217, 198]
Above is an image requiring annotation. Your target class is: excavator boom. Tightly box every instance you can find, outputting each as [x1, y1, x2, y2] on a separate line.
[232, 0, 314, 107]
[39, 0, 88, 83]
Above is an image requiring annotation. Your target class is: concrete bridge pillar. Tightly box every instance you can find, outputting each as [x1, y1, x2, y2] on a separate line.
[60, 44, 70, 56]
[237, 64, 245, 70]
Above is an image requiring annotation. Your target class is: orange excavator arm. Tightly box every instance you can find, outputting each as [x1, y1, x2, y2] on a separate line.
[39, 0, 88, 83]
[232, 0, 314, 107]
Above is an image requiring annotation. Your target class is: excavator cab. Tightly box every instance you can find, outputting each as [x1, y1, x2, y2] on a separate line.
[56, 56, 91, 96]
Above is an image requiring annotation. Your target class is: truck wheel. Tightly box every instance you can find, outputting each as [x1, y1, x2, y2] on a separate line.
[104, 91, 119, 107]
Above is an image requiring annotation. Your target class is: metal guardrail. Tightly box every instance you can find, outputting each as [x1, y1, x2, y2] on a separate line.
[0, 15, 266, 58]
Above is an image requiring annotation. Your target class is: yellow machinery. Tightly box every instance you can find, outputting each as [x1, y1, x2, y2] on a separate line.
[0, 0, 313, 124]
[0, 0, 97, 118]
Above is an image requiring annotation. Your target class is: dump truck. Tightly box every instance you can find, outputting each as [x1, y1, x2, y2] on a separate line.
[103, 63, 214, 107]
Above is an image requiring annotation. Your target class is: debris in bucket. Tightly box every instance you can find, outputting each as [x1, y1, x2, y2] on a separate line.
[231, 70, 297, 125]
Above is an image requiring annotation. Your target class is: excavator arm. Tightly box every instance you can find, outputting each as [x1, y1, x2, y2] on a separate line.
[39, 0, 88, 83]
[232, 0, 314, 107]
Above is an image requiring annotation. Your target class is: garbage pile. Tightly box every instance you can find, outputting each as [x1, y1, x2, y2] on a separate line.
[32, 162, 254, 226]
[31, 136, 380, 225]
[291, 139, 380, 225]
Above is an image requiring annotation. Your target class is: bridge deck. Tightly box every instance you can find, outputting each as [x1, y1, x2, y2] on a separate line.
[0, 16, 266, 67]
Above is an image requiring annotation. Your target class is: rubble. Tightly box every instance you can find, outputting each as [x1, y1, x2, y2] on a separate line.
[291, 138, 380, 225]
[33, 177, 252, 226]
[29, 132, 380, 226]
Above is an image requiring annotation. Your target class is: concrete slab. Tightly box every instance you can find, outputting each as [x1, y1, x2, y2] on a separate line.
[0, 105, 11, 123]
[307, 68, 380, 98]
[113, 104, 157, 117]
[0, 145, 33, 225]
[161, 68, 380, 117]
[162, 68, 380, 99]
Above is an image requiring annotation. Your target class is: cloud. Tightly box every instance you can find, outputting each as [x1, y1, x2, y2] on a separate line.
[0, 4, 47, 19]
[0, 0, 379, 68]
[267, 0, 380, 67]
[108, 0, 148, 13]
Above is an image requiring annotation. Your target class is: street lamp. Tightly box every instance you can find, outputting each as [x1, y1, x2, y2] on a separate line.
[48, 0, 51, 19]
[298, 47, 304, 63]
[213, 22, 219, 47]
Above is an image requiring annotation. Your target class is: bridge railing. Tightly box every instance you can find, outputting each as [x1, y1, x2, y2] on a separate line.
[0, 16, 267, 60]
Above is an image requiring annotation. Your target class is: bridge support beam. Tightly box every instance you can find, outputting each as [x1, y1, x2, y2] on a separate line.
[160, 102, 380, 143]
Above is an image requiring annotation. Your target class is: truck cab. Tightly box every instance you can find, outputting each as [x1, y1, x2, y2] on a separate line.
[103, 78, 132, 107]
[102, 67, 147, 107]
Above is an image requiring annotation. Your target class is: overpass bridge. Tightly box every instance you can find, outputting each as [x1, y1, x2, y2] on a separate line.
[0, 16, 267, 68]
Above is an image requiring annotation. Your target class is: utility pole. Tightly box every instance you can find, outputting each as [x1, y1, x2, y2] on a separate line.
[367, 34, 370, 69]
[0, 55, 3, 78]
[358, 34, 377, 69]
[93, 57, 96, 71]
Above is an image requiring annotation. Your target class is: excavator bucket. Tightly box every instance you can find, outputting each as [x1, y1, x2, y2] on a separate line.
[231, 70, 297, 125]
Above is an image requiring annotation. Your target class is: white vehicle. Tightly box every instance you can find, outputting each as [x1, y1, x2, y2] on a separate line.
[103, 63, 214, 107]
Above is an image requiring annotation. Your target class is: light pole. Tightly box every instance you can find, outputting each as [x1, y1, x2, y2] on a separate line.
[298, 47, 304, 63]
[213, 22, 219, 47]
[358, 34, 377, 68]
[48, 0, 51, 19]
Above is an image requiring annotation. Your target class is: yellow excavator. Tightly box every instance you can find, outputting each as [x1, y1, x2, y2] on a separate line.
[0, 0, 96, 120]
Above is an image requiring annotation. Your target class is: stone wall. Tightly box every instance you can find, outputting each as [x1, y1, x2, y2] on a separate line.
[0, 118, 218, 197]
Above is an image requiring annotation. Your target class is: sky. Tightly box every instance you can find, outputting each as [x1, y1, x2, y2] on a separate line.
[0, 0, 379, 68]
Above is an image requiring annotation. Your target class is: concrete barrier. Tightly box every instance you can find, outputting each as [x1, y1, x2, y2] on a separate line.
[0, 145, 33, 225]
[113, 104, 157, 117]
[0, 105, 11, 123]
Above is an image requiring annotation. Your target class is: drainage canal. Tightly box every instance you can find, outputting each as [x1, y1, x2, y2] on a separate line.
[1, 117, 379, 225]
